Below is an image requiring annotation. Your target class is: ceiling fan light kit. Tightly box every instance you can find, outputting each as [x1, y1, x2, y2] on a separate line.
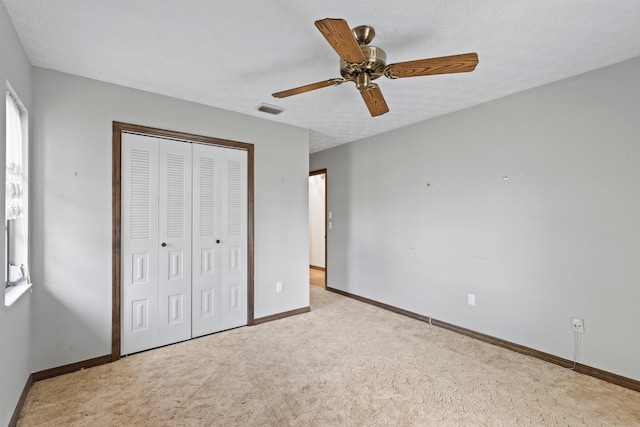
[272, 18, 479, 117]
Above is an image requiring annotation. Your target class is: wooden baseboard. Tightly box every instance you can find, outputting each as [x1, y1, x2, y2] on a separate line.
[253, 306, 310, 325]
[9, 373, 33, 427]
[32, 354, 113, 382]
[309, 265, 326, 271]
[326, 286, 640, 393]
[327, 287, 432, 323]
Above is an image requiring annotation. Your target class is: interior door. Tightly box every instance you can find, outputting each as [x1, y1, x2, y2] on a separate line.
[192, 143, 248, 336]
[122, 135, 193, 353]
[191, 143, 223, 337]
[220, 147, 248, 330]
[121, 133, 160, 355]
[122, 133, 247, 355]
[157, 139, 193, 346]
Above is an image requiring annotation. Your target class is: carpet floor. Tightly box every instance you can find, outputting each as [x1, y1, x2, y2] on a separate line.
[18, 286, 640, 426]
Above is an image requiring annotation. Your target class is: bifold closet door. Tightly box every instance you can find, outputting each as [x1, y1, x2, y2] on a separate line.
[192, 143, 248, 337]
[121, 133, 193, 355]
[122, 133, 248, 355]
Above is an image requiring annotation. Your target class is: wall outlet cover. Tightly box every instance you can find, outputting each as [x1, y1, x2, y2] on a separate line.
[571, 317, 585, 333]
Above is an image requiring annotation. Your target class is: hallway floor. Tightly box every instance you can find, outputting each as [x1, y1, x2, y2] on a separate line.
[310, 268, 325, 287]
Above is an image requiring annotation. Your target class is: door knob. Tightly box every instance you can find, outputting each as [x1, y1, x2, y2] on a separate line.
[216, 240, 221, 244]
[161, 242, 167, 247]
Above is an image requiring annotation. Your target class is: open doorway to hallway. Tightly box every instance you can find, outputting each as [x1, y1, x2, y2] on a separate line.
[309, 170, 326, 288]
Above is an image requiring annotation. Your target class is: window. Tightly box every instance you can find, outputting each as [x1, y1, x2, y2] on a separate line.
[5, 84, 31, 306]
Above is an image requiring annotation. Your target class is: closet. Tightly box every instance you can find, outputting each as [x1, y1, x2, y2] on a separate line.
[120, 132, 247, 355]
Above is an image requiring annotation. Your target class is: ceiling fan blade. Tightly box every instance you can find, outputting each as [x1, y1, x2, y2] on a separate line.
[315, 18, 366, 64]
[272, 78, 345, 98]
[385, 53, 478, 79]
[360, 84, 389, 117]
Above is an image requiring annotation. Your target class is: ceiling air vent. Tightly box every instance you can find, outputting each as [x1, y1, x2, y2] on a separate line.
[257, 103, 286, 115]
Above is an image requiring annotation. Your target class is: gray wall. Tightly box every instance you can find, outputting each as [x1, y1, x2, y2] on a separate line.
[30, 68, 310, 372]
[0, 3, 32, 426]
[311, 57, 640, 381]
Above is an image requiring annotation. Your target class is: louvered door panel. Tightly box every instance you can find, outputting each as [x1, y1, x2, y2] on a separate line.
[191, 143, 223, 337]
[158, 139, 192, 346]
[220, 150, 248, 330]
[121, 133, 160, 355]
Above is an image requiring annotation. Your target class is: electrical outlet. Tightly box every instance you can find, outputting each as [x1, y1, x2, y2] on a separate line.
[467, 294, 475, 306]
[571, 317, 585, 333]
[276, 281, 282, 293]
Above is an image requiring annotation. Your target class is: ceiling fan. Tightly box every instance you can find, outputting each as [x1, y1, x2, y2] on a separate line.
[273, 18, 479, 117]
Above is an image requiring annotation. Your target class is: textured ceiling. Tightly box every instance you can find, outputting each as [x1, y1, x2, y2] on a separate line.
[4, 1, 640, 152]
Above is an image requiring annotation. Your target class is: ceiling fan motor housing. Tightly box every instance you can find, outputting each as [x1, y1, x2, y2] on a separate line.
[340, 26, 387, 82]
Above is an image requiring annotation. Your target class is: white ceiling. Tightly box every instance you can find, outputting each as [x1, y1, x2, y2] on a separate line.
[4, 1, 640, 153]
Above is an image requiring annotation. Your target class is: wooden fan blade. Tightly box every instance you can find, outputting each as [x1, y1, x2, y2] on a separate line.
[360, 84, 389, 117]
[315, 18, 366, 64]
[272, 78, 345, 98]
[385, 53, 478, 79]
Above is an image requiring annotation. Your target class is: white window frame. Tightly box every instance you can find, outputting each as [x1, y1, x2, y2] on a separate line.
[4, 81, 31, 306]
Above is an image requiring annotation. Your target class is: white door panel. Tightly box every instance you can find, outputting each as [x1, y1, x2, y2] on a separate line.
[121, 133, 160, 355]
[192, 144, 247, 336]
[220, 149, 248, 330]
[122, 134, 247, 353]
[158, 139, 193, 346]
[191, 144, 223, 337]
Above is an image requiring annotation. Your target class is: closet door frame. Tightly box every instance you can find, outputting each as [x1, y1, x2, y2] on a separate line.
[111, 121, 255, 361]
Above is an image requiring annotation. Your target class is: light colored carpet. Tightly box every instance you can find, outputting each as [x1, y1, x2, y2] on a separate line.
[19, 286, 640, 426]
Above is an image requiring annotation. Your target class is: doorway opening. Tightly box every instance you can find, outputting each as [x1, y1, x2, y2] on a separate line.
[309, 169, 327, 288]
